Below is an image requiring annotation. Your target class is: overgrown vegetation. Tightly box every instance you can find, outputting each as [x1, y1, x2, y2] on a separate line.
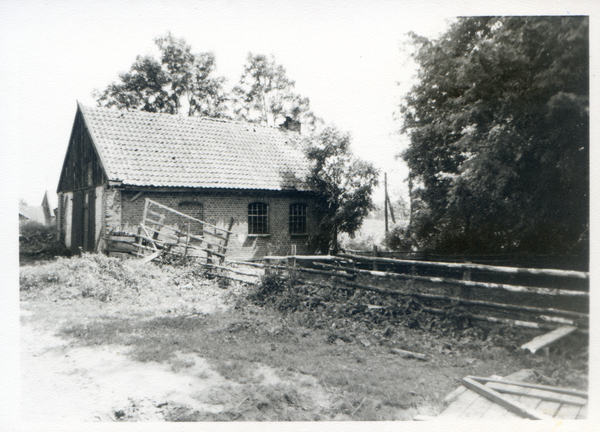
[400, 17, 588, 258]
[19, 221, 70, 263]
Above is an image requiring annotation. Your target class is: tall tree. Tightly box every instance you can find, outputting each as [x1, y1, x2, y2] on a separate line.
[95, 33, 228, 117]
[400, 17, 588, 260]
[231, 53, 321, 130]
[94, 55, 174, 113]
[305, 127, 379, 252]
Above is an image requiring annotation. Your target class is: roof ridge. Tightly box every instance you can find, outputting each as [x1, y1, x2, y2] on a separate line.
[74, 102, 311, 191]
[79, 103, 294, 132]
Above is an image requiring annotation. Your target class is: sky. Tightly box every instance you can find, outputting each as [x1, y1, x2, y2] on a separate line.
[0, 0, 595, 211]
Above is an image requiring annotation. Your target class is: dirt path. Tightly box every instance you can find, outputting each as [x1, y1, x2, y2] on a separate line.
[20, 307, 334, 422]
[21, 313, 216, 421]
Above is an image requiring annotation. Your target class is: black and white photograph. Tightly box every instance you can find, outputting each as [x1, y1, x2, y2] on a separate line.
[1, 0, 596, 429]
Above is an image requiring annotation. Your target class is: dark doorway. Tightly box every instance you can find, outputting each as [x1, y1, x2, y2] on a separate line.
[71, 190, 96, 253]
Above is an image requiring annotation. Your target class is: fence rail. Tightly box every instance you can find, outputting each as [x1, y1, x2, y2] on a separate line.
[342, 249, 588, 272]
[261, 251, 589, 334]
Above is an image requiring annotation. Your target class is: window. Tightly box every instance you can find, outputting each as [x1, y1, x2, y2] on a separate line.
[289, 203, 307, 235]
[248, 202, 269, 235]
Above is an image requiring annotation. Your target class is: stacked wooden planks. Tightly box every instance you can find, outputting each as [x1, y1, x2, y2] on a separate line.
[429, 370, 587, 420]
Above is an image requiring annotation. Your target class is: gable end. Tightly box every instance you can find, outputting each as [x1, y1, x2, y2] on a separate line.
[57, 107, 107, 192]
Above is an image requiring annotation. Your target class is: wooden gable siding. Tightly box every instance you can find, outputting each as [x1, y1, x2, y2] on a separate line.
[57, 109, 106, 192]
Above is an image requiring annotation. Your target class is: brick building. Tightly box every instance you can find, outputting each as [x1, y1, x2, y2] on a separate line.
[57, 102, 320, 260]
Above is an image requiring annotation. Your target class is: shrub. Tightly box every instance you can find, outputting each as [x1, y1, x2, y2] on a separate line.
[384, 226, 419, 251]
[19, 221, 70, 260]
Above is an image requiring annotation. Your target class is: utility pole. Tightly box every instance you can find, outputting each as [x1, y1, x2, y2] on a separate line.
[384, 172, 396, 235]
[384, 173, 388, 233]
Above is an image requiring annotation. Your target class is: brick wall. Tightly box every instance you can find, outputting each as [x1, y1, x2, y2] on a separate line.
[115, 189, 320, 260]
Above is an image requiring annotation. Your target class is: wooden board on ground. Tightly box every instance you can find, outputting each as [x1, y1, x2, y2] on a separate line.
[428, 369, 587, 420]
[521, 325, 577, 354]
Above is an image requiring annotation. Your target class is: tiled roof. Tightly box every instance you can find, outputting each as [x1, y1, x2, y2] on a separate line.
[79, 103, 311, 191]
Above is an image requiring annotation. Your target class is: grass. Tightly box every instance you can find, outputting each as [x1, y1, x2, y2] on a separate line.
[54, 307, 536, 418]
[21, 254, 589, 421]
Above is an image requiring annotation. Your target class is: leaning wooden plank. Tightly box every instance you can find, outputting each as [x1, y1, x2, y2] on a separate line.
[463, 379, 509, 419]
[337, 253, 589, 279]
[495, 390, 528, 419]
[142, 197, 151, 223]
[456, 374, 512, 419]
[140, 224, 181, 244]
[487, 383, 587, 405]
[461, 377, 550, 420]
[468, 376, 587, 399]
[141, 250, 162, 264]
[219, 217, 235, 261]
[480, 394, 517, 419]
[135, 231, 223, 259]
[144, 218, 224, 245]
[146, 199, 233, 234]
[521, 326, 578, 354]
[139, 225, 159, 250]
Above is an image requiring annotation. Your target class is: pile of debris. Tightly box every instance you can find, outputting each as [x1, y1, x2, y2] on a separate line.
[104, 199, 233, 265]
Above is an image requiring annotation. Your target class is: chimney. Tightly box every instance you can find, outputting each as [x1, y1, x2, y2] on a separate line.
[281, 116, 301, 133]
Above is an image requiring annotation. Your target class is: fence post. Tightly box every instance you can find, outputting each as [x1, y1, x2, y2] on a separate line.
[461, 261, 472, 299]
[372, 245, 379, 271]
[290, 244, 297, 268]
[463, 262, 472, 281]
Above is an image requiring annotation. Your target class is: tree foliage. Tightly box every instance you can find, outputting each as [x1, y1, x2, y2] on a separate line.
[95, 33, 228, 117]
[400, 17, 588, 259]
[305, 127, 379, 252]
[231, 53, 321, 130]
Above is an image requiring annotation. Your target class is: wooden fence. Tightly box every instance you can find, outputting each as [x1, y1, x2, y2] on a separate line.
[260, 249, 588, 351]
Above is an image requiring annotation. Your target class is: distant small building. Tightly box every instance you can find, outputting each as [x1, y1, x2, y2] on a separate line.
[56, 102, 319, 259]
[19, 191, 55, 226]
